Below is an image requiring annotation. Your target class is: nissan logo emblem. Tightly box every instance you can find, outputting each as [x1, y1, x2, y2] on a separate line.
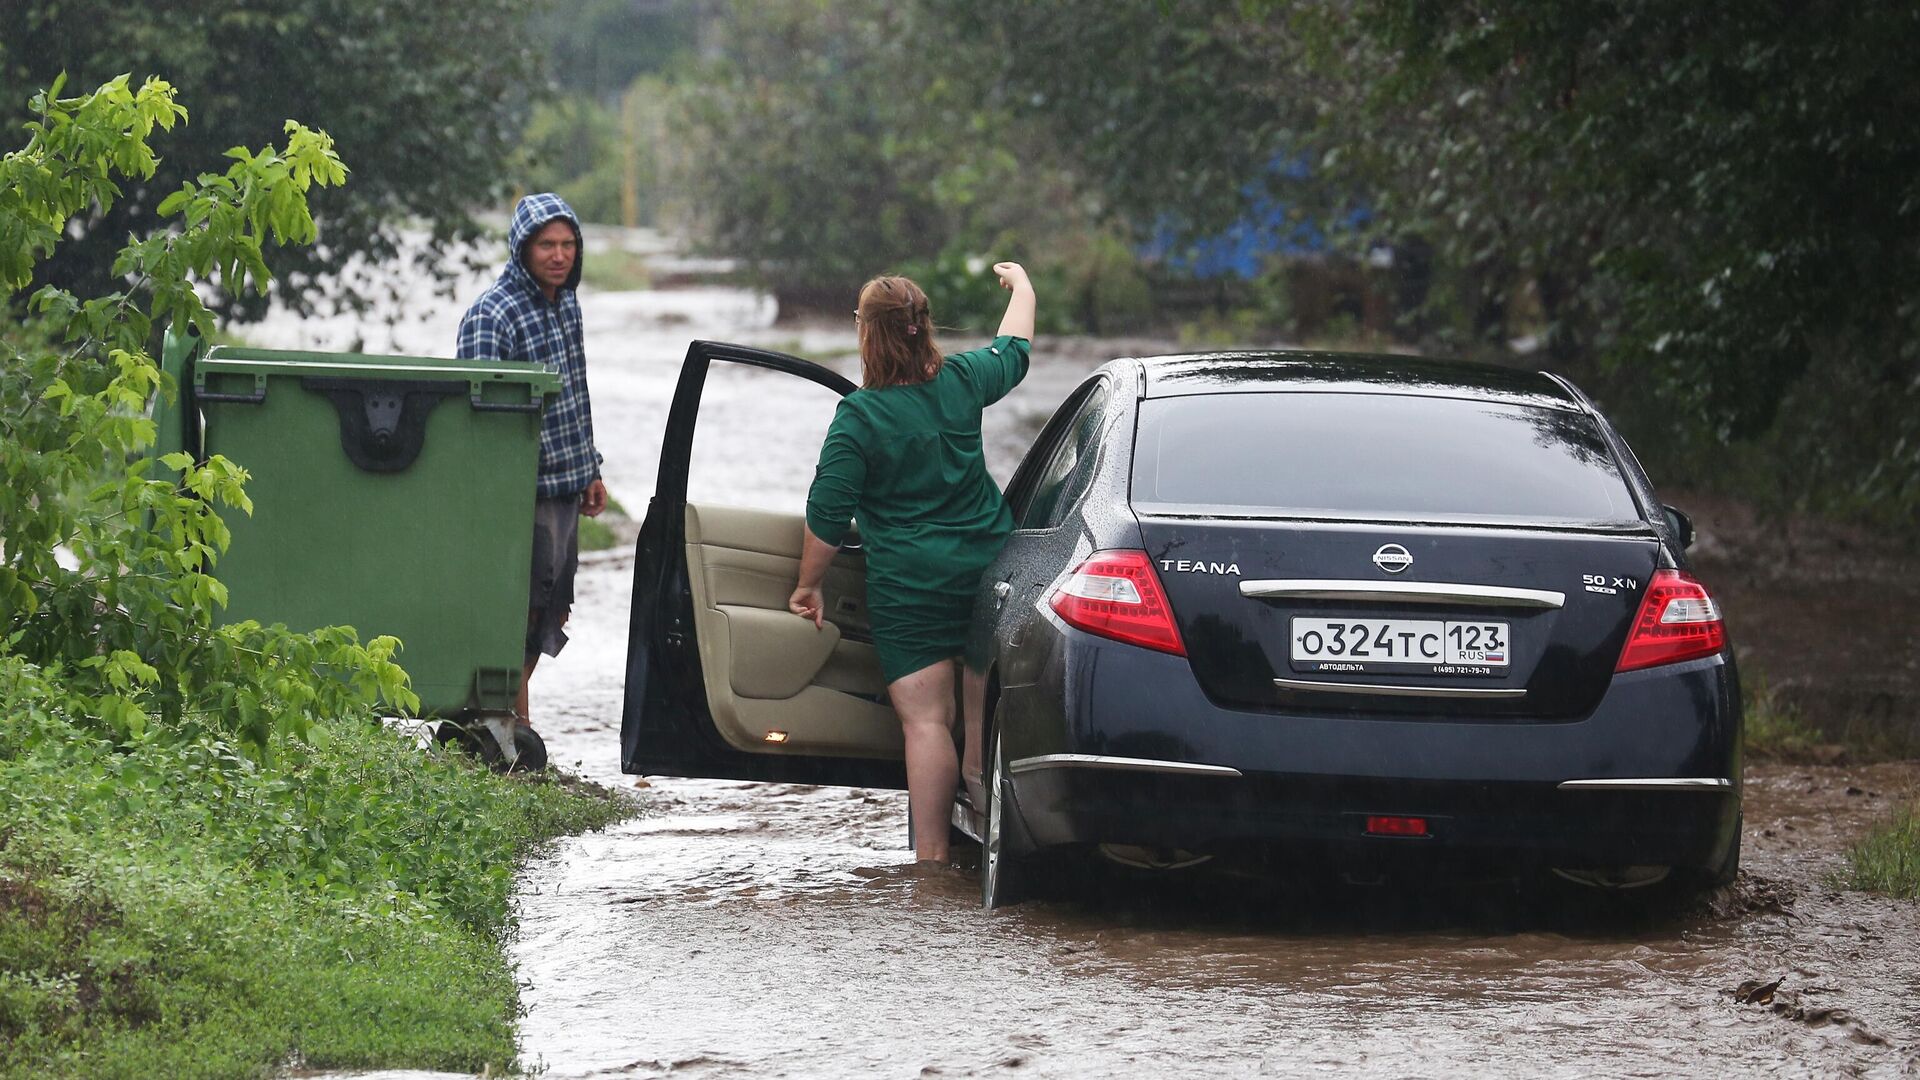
[1373, 544, 1413, 574]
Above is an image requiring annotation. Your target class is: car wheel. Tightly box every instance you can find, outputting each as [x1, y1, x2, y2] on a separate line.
[1672, 811, 1742, 893]
[980, 728, 1027, 910]
[1712, 813, 1742, 887]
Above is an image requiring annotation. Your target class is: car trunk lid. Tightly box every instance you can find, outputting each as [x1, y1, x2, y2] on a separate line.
[1137, 517, 1663, 718]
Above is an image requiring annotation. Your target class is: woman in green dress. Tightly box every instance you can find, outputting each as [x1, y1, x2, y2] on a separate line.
[789, 262, 1036, 864]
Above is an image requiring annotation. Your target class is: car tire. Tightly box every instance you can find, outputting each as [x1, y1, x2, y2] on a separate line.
[980, 728, 1028, 910]
[1675, 811, 1742, 893]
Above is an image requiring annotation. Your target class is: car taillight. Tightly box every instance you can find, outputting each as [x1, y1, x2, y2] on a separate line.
[1615, 569, 1726, 672]
[1047, 550, 1186, 656]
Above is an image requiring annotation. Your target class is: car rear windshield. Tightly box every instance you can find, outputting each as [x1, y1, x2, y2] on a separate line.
[1131, 392, 1645, 527]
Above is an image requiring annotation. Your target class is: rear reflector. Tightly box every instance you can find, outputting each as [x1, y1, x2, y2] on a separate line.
[1048, 550, 1186, 656]
[1366, 815, 1429, 837]
[1615, 569, 1727, 672]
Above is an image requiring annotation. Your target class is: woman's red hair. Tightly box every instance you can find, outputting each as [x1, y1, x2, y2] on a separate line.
[856, 276, 943, 388]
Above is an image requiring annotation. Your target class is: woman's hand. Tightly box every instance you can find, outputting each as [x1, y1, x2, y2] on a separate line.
[788, 585, 825, 628]
[993, 261, 1036, 340]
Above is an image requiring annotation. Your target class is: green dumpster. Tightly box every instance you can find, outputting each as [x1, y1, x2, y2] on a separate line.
[157, 329, 560, 754]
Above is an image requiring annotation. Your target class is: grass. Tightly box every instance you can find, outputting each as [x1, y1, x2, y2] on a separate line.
[579, 249, 652, 293]
[1741, 665, 1826, 761]
[756, 337, 858, 366]
[1848, 807, 1920, 900]
[0, 711, 632, 1078]
[578, 515, 619, 552]
[577, 488, 629, 553]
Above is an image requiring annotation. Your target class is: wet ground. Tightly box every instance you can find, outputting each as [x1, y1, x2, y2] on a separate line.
[266, 231, 1920, 1078]
[518, 558, 1920, 1078]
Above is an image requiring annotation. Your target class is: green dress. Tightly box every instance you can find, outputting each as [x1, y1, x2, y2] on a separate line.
[805, 335, 1031, 683]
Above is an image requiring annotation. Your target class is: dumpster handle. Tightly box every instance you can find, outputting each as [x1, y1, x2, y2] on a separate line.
[468, 390, 543, 414]
[195, 383, 267, 404]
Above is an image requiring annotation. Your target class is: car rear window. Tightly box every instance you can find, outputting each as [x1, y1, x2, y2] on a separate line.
[1131, 392, 1645, 527]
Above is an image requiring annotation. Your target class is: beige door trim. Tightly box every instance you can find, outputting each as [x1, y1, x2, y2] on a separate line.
[684, 503, 902, 759]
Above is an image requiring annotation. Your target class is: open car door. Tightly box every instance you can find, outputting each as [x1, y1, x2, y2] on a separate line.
[620, 341, 906, 788]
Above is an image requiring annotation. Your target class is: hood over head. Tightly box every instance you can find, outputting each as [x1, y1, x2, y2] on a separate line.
[507, 192, 583, 293]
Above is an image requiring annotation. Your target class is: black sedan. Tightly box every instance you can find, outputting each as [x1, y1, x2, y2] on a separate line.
[620, 343, 1741, 909]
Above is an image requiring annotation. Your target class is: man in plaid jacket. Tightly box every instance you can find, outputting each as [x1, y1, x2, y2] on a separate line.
[456, 192, 607, 730]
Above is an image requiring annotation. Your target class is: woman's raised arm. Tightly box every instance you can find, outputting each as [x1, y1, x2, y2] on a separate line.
[993, 261, 1035, 341]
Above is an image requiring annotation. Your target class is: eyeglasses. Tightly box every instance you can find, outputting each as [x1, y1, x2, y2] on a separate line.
[852, 310, 861, 324]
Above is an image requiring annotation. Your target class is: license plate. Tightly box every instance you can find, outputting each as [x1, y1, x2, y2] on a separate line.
[1289, 617, 1510, 676]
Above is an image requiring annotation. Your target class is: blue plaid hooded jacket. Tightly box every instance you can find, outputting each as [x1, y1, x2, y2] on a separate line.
[456, 193, 602, 498]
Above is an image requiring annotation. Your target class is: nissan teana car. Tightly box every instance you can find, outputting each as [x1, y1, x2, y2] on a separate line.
[620, 342, 1741, 909]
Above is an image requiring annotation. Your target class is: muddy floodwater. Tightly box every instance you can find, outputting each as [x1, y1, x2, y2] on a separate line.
[270, 231, 1920, 1078]
[521, 571, 1920, 1078]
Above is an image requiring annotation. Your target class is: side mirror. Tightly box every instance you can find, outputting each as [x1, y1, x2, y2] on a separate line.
[1661, 504, 1695, 550]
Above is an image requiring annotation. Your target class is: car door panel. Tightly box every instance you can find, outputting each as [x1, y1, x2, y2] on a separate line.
[683, 502, 901, 758]
[622, 341, 907, 787]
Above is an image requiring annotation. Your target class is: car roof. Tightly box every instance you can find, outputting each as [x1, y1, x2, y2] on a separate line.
[1131, 350, 1581, 410]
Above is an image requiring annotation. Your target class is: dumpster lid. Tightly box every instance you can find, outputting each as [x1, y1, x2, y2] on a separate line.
[198, 346, 562, 395]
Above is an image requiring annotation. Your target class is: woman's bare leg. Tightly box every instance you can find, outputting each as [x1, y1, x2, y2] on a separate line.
[888, 659, 959, 862]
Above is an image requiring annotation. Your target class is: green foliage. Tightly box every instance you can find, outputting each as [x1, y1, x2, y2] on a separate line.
[1848, 806, 1920, 901]
[0, 0, 545, 322]
[941, 0, 1920, 528]
[1318, 2, 1920, 526]
[1740, 665, 1822, 761]
[669, 0, 944, 294]
[899, 250, 1022, 337]
[894, 247, 1073, 338]
[1059, 232, 1155, 335]
[579, 247, 655, 292]
[925, 0, 1320, 240]
[1, 76, 383, 761]
[531, 0, 701, 102]
[576, 487, 629, 553]
[0, 78, 632, 1076]
[522, 94, 627, 226]
[670, 0, 1088, 301]
[0, 698, 627, 1077]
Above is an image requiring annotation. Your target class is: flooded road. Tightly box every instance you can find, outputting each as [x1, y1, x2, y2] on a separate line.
[523, 568, 1920, 1077]
[264, 232, 1920, 1078]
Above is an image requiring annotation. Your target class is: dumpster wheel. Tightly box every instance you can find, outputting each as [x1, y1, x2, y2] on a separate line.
[433, 712, 548, 774]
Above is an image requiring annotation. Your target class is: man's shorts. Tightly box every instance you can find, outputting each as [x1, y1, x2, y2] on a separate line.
[527, 495, 580, 663]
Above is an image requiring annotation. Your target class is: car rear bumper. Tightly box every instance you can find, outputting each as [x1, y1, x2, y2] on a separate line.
[996, 634, 1741, 873]
[1006, 760, 1738, 872]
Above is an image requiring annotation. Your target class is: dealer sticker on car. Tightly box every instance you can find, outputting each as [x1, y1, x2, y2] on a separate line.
[1290, 617, 1509, 676]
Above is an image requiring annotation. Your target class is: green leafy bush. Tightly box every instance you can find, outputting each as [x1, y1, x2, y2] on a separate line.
[896, 247, 1074, 338]
[0, 74, 397, 760]
[0, 695, 625, 1077]
[0, 76, 631, 1077]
